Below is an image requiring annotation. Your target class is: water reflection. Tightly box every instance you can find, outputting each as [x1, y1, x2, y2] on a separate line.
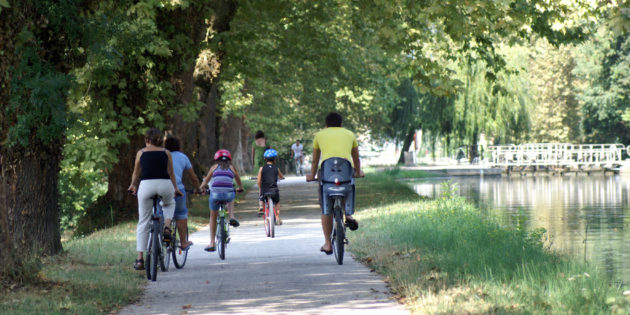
[412, 175, 630, 286]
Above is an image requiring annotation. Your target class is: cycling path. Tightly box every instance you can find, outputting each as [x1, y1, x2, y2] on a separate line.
[119, 177, 407, 315]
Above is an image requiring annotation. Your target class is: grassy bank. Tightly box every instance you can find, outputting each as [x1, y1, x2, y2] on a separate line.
[350, 172, 630, 314]
[1, 180, 253, 314]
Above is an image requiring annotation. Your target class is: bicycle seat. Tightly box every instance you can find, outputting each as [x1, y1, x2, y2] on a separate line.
[320, 158, 353, 185]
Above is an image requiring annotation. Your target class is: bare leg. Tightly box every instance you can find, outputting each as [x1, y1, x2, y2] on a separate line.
[228, 201, 235, 219]
[209, 211, 218, 247]
[176, 219, 190, 248]
[275, 203, 281, 220]
[321, 214, 332, 251]
[137, 252, 143, 260]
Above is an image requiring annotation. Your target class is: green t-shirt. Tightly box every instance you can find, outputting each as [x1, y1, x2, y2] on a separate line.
[253, 142, 267, 171]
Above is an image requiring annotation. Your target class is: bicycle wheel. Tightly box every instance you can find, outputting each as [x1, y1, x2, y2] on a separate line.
[264, 202, 271, 237]
[217, 216, 226, 260]
[268, 197, 275, 238]
[150, 221, 160, 281]
[145, 230, 153, 280]
[332, 203, 345, 265]
[172, 223, 188, 269]
[162, 223, 174, 271]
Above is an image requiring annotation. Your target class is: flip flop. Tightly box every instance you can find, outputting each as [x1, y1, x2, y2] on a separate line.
[180, 241, 193, 251]
[345, 217, 359, 231]
[320, 246, 333, 255]
[204, 245, 216, 252]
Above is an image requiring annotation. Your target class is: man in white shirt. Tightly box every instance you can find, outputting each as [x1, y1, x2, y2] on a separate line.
[291, 140, 304, 176]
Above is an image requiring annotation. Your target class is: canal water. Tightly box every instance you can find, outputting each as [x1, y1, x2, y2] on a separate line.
[411, 175, 630, 287]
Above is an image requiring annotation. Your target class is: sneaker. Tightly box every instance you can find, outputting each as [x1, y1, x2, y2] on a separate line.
[229, 218, 240, 227]
[276, 218, 283, 225]
[257, 207, 264, 217]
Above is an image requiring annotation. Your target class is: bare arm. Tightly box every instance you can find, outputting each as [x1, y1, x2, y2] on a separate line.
[256, 167, 263, 193]
[166, 150, 183, 196]
[351, 146, 363, 177]
[230, 165, 244, 191]
[185, 167, 201, 192]
[306, 148, 320, 181]
[199, 164, 218, 191]
[128, 150, 143, 194]
[277, 168, 285, 180]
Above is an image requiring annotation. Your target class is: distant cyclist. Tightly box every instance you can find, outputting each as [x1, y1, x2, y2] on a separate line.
[291, 139, 304, 176]
[257, 149, 285, 224]
[199, 149, 244, 252]
[306, 112, 363, 255]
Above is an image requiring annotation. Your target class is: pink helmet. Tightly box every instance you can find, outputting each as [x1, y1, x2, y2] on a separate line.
[214, 149, 232, 161]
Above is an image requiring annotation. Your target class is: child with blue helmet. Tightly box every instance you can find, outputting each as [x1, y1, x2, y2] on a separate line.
[257, 148, 285, 224]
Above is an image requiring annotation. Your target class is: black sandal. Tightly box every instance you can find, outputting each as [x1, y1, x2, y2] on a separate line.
[134, 259, 145, 270]
[345, 217, 359, 231]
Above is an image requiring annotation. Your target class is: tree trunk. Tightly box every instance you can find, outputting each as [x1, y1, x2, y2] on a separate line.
[2, 147, 63, 255]
[220, 115, 250, 174]
[397, 127, 416, 165]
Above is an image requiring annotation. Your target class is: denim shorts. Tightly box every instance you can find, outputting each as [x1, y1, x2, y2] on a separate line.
[173, 193, 188, 220]
[209, 191, 235, 211]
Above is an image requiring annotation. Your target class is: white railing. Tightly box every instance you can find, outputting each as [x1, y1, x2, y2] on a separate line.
[487, 143, 625, 168]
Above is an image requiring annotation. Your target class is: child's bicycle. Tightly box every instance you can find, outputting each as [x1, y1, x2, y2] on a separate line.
[262, 192, 277, 238]
[207, 188, 243, 260]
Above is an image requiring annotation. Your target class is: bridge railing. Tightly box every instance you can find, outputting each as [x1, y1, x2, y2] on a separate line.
[487, 143, 625, 168]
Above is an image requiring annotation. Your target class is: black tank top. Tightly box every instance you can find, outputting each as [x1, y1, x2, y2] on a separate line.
[260, 164, 278, 193]
[140, 150, 169, 180]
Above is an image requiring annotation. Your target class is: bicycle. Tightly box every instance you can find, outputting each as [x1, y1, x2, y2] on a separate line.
[209, 188, 243, 260]
[309, 157, 360, 265]
[295, 157, 304, 176]
[168, 188, 197, 269]
[262, 192, 277, 238]
[146, 194, 167, 281]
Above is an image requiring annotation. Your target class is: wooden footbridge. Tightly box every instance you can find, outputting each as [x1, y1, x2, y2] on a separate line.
[487, 143, 626, 174]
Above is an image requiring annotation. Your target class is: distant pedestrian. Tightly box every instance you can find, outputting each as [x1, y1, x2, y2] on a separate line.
[251, 130, 268, 172]
[291, 139, 304, 176]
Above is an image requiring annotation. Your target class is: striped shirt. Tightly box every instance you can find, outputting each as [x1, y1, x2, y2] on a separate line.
[210, 167, 234, 193]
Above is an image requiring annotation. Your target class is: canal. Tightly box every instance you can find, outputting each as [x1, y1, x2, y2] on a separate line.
[411, 174, 630, 287]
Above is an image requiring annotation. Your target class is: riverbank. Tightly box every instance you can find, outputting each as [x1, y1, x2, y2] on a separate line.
[349, 171, 630, 313]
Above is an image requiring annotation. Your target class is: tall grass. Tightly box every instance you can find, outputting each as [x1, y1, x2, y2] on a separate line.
[350, 174, 630, 314]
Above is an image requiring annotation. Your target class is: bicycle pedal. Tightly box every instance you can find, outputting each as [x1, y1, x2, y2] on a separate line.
[226, 237, 231, 244]
[344, 238, 349, 245]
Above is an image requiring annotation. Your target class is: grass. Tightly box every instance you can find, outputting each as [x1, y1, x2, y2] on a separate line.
[349, 172, 630, 314]
[0, 222, 144, 314]
[0, 179, 254, 314]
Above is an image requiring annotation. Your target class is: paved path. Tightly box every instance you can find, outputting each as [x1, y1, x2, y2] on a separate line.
[119, 177, 407, 315]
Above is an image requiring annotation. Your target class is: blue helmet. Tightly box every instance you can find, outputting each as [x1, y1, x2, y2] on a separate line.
[264, 148, 278, 159]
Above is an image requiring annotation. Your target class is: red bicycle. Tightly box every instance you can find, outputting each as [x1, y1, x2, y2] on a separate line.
[262, 192, 277, 238]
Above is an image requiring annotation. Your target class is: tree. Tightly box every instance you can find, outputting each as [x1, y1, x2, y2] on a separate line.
[70, 0, 218, 233]
[575, 25, 630, 144]
[0, 0, 86, 281]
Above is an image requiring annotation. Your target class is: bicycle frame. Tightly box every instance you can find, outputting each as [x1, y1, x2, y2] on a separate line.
[216, 200, 229, 260]
[146, 195, 165, 281]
